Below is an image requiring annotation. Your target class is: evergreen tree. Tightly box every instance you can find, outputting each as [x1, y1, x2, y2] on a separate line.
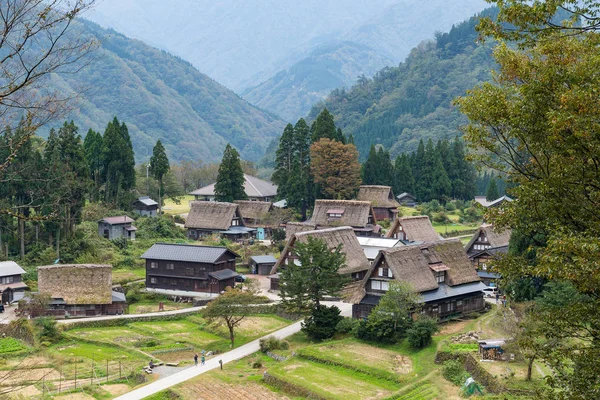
[150, 140, 170, 214]
[310, 108, 338, 142]
[83, 129, 103, 202]
[486, 178, 499, 201]
[412, 139, 426, 199]
[394, 153, 415, 195]
[272, 123, 295, 200]
[362, 145, 379, 184]
[449, 137, 476, 200]
[362, 145, 394, 186]
[215, 144, 247, 202]
[102, 117, 136, 208]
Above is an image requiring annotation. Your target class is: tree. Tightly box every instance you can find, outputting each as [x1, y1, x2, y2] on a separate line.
[456, 14, 600, 397]
[0, 0, 97, 180]
[485, 178, 499, 202]
[203, 287, 262, 348]
[83, 129, 103, 201]
[102, 117, 136, 208]
[362, 145, 394, 186]
[150, 140, 170, 214]
[406, 316, 438, 349]
[373, 281, 421, 333]
[311, 108, 341, 143]
[271, 123, 295, 199]
[310, 138, 361, 200]
[214, 144, 247, 202]
[279, 236, 350, 313]
[301, 305, 342, 341]
[394, 153, 415, 195]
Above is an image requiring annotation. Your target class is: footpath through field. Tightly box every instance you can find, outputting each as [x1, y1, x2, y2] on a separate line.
[114, 301, 352, 400]
[55, 305, 208, 325]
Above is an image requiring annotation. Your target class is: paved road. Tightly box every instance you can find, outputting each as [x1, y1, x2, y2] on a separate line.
[115, 301, 352, 400]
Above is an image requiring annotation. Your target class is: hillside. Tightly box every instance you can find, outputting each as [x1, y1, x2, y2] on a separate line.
[306, 9, 498, 159]
[43, 19, 285, 163]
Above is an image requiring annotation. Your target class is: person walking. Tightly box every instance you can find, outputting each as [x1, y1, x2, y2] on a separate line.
[201, 354, 205, 366]
[495, 293, 499, 304]
[194, 354, 198, 366]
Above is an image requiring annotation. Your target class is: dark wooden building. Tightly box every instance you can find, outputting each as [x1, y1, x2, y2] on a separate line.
[385, 215, 440, 243]
[357, 185, 400, 221]
[142, 243, 239, 295]
[396, 192, 417, 207]
[249, 255, 277, 275]
[132, 196, 159, 217]
[0, 261, 28, 304]
[465, 224, 511, 257]
[98, 216, 136, 240]
[351, 240, 487, 320]
[185, 201, 256, 240]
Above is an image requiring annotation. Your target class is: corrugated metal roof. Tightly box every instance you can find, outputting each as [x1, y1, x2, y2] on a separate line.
[420, 282, 488, 303]
[0, 261, 26, 277]
[100, 216, 135, 225]
[111, 291, 126, 302]
[357, 237, 403, 248]
[209, 269, 238, 280]
[189, 174, 277, 198]
[250, 255, 277, 264]
[135, 196, 158, 206]
[141, 243, 237, 263]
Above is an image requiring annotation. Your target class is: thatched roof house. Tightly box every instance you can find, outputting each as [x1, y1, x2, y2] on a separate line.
[190, 174, 278, 202]
[38, 264, 113, 305]
[185, 201, 255, 240]
[285, 221, 318, 240]
[397, 192, 417, 206]
[357, 185, 400, 221]
[465, 224, 511, 256]
[305, 199, 379, 237]
[235, 200, 273, 227]
[352, 240, 487, 319]
[385, 215, 440, 242]
[271, 226, 371, 279]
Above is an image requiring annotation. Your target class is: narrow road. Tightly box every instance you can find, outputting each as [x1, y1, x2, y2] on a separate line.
[56, 305, 207, 325]
[115, 301, 352, 400]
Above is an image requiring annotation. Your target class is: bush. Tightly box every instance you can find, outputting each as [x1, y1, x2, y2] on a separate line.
[126, 288, 142, 304]
[136, 217, 185, 239]
[433, 211, 451, 224]
[33, 317, 61, 344]
[271, 228, 286, 243]
[445, 202, 457, 212]
[335, 317, 356, 334]
[406, 316, 438, 348]
[301, 305, 342, 341]
[354, 313, 399, 343]
[252, 357, 263, 368]
[442, 359, 470, 386]
[259, 336, 289, 352]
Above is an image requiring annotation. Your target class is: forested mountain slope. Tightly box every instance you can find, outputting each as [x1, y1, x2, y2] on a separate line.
[307, 9, 498, 159]
[43, 19, 285, 163]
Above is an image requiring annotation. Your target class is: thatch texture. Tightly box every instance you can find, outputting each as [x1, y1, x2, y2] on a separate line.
[272, 226, 370, 275]
[465, 224, 512, 252]
[38, 264, 112, 305]
[235, 201, 273, 221]
[309, 200, 375, 227]
[385, 216, 440, 242]
[285, 222, 317, 240]
[357, 185, 400, 208]
[355, 240, 480, 301]
[184, 201, 241, 230]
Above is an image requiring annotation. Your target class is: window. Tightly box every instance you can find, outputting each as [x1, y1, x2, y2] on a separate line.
[231, 218, 240, 226]
[457, 300, 463, 307]
[371, 280, 389, 291]
[368, 216, 373, 224]
[481, 263, 487, 271]
[328, 212, 343, 218]
[435, 271, 445, 284]
[150, 262, 158, 269]
[381, 281, 389, 291]
[150, 277, 157, 284]
[1, 276, 14, 284]
[185, 267, 195, 276]
[378, 267, 393, 278]
[166, 263, 175, 270]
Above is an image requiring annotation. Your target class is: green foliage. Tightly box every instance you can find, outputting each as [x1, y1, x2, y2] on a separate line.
[406, 317, 438, 349]
[150, 139, 170, 210]
[362, 145, 394, 186]
[259, 336, 290, 353]
[485, 178, 499, 201]
[33, 317, 62, 344]
[311, 108, 344, 143]
[442, 359, 469, 386]
[335, 317, 357, 334]
[271, 228, 286, 243]
[279, 236, 350, 313]
[301, 305, 342, 341]
[214, 144, 247, 202]
[102, 117, 136, 208]
[0, 337, 27, 354]
[135, 216, 185, 239]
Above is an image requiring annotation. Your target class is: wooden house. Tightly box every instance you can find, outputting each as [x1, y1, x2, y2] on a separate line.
[385, 216, 440, 243]
[185, 201, 256, 240]
[249, 255, 277, 275]
[271, 226, 371, 282]
[132, 196, 159, 217]
[0, 261, 28, 304]
[465, 224, 511, 257]
[351, 240, 487, 320]
[35, 264, 126, 317]
[98, 216, 136, 240]
[189, 174, 278, 202]
[285, 221, 318, 240]
[357, 185, 400, 221]
[308, 200, 380, 237]
[235, 200, 274, 240]
[397, 192, 417, 207]
[142, 243, 239, 296]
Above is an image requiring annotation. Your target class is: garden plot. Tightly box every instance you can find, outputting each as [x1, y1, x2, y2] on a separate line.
[67, 326, 152, 345]
[207, 316, 291, 341]
[268, 358, 400, 400]
[177, 376, 290, 400]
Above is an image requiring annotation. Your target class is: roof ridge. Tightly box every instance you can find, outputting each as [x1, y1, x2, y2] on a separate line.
[153, 242, 228, 250]
[295, 226, 354, 236]
[244, 174, 262, 196]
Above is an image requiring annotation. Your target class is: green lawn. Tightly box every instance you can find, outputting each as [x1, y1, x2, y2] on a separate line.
[128, 300, 193, 314]
[163, 195, 194, 215]
[112, 267, 146, 284]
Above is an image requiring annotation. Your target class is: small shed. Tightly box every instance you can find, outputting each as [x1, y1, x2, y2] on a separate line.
[268, 273, 280, 291]
[249, 255, 277, 275]
[132, 196, 159, 217]
[98, 216, 136, 240]
[478, 339, 506, 360]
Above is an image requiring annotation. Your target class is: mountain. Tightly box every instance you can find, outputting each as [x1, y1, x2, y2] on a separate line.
[306, 8, 498, 160]
[44, 19, 285, 163]
[86, 1, 488, 103]
[242, 41, 394, 122]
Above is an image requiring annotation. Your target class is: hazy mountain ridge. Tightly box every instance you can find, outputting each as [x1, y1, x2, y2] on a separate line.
[42, 20, 285, 163]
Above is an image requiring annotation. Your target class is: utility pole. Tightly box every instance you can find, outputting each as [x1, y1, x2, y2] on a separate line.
[146, 159, 151, 195]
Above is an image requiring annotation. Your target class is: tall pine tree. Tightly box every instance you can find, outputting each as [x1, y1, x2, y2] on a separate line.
[394, 153, 415, 195]
[150, 140, 170, 214]
[215, 144, 247, 202]
[311, 108, 343, 143]
[83, 129, 103, 202]
[102, 117, 136, 208]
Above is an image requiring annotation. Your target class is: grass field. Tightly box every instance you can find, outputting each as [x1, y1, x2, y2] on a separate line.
[112, 267, 146, 284]
[128, 300, 193, 314]
[163, 195, 194, 215]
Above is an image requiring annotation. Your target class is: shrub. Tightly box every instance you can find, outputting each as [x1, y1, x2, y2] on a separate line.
[442, 359, 470, 386]
[354, 313, 399, 343]
[126, 288, 142, 304]
[445, 202, 457, 212]
[335, 317, 356, 334]
[301, 305, 342, 341]
[252, 357, 263, 368]
[433, 211, 451, 224]
[406, 316, 438, 348]
[33, 317, 61, 344]
[259, 336, 289, 352]
[271, 228, 286, 243]
[136, 217, 185, 239]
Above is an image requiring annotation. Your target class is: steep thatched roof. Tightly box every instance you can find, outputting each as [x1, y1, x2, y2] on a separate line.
[271, 226, 370, 275]
[285, 222, 318, 240]
[309, 200, 376, 228]
[184, 201, 241, 230]
[38, 264, 112, 305]
[354, 240, 480, 300]
[189, 174, 277, 199]
[385, 216, 440, 242]
[235, 201, 273, 221]
[465, 224, 512, 252]
[357, 185, 400, 208]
